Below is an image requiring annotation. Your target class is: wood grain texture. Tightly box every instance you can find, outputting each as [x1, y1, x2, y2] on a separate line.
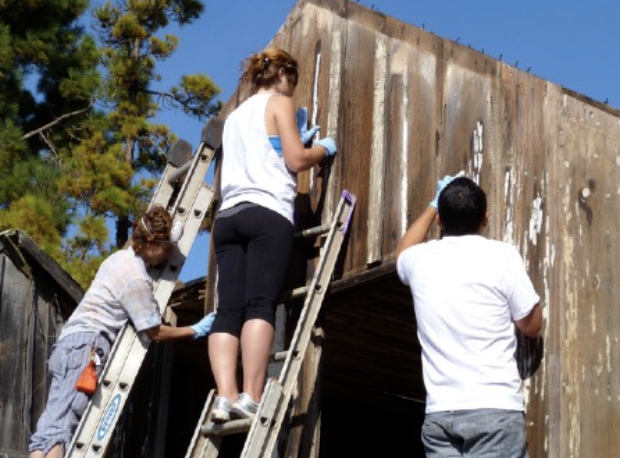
[0, 231, 75, 456]
[202, 1, 620, 455]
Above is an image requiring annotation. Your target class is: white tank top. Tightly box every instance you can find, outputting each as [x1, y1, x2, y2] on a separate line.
[220, 93, 297, 223]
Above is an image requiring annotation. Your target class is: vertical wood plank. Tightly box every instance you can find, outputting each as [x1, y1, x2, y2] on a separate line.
[366, 32, 388, 266]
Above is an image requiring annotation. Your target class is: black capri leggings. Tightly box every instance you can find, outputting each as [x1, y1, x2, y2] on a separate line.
[210, 204, 294, 338]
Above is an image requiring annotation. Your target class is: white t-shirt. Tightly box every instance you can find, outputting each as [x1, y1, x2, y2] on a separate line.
[397, 235, 540, 413]
[59, 248, 162, 341]
[220, 93, 297, 223]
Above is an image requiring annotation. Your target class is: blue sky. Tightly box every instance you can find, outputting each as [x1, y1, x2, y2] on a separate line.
[147, 0, 619, 282]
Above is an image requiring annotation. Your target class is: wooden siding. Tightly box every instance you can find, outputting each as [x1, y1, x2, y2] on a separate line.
[206, 0, 620, 456]
[0, 230, 81, 456]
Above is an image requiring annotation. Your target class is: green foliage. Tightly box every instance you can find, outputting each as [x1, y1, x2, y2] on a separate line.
[0, 0, 97, 278]
[0, 0, 220, 287]
[86, 0, 220, 248]
[0, 194, 66, 255]
[62, 214, 112, 287]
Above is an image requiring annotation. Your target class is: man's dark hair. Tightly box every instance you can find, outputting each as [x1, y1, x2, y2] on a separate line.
[438, 177, 487, 236]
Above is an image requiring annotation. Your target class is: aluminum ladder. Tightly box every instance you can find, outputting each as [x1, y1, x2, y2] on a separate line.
[185, 189, 356, 458]
[65, 118, 223, 458]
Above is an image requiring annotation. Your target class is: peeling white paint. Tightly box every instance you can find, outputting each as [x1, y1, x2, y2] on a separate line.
[401, 70, 409, 237]
[581, 187, 591, 199]
[607, 335, 612, 373]
[324, 25, 343, 222]
[503, 167, 516, 245]
[596, 352, 604, 377]
[366, 33, 388, 265]
[308, 46, 322, 195]
[581, 365, 586, 382]
[470, 121, 484, 184]
[529, 194, 544, 246]
[419, 52, 436, 87]
[590, 303, 597, 334]
[522, 378, 531, 412]
[544, 414, 549, 452]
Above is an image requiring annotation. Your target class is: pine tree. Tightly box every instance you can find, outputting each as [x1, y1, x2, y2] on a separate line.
[81, 0, 221, 248]
[0, 0, 100, 259]
[1, 0, 221, 287]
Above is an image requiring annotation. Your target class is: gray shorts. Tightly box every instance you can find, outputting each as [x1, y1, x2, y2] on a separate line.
[29, 332, 112, 455]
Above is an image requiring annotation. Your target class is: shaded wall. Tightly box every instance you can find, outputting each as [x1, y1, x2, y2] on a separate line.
[0, 231, 81, 457]
[210, 1, 620, 456]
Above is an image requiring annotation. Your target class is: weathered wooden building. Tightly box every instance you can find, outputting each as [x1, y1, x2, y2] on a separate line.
[10, 0, 620, 456]
[184, 0, 620, 456]
[0, 230, 83, 458]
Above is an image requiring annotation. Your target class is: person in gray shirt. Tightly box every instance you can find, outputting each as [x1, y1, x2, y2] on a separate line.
[29, 205, 214, 458]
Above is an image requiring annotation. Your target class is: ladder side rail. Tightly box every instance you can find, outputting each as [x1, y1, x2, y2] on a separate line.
[147, 144, 214, 301]
[185, 390, 222, 458]
[66, 326, 147, 456]
[278, 194, 353, 386]
[170, 141, 211, 215]
[149, 162, 179, 209]
[240, 379, 285, 458]
[67, 184, 214, 457]
[66, 148, 215, 457]
[242, 192, 355, 458]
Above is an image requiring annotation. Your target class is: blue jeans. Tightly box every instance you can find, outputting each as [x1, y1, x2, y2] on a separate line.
[422, 409, 528, 458]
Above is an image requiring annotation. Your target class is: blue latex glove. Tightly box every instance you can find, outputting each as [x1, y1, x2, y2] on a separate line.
[296, 107, 320, 144]
[429, 172, 464, 209]
[190, 312, 216, 339]
[317, 137, 337, 157]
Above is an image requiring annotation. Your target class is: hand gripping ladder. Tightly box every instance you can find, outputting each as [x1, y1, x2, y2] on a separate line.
[65, 119, 223, 458]
[185, 190, 356, 458]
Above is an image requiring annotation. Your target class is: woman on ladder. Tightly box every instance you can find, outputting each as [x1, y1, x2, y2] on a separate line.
[208, 48, 337, 422]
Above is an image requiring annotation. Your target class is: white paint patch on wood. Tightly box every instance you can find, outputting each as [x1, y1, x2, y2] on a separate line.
[420, 52, 436, 87]
[309, 47, 322, 195]
[401, 70, 410, 237]
[606, 335, 612, 373]
[367, 33, 388, 265]
[324, 25, 343, 222]
[523, 378, 532, 412]
[390, 44, 410, 237]
[529, 194, 544, 246]
[502, 166, 516, 245]
[470, 121, 484, 184]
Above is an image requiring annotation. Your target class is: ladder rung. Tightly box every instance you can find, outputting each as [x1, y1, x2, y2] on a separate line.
[269, 351, 289, 363]
[279, 285, 310, 302]
[201, 419, 253, 437]
[167, 157, 194, 184]
[295, 224, 331, 239]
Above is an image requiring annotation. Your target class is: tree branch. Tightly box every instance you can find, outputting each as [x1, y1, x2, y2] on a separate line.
[38, 131, 60, 164]
[22, 100, 94, 140]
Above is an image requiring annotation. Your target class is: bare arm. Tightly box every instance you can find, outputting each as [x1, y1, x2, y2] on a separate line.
[396, 206, 437, 261]
[146, 324, 196, 342]
[270, 96, 327, 172]
[515, 303, 542, 338]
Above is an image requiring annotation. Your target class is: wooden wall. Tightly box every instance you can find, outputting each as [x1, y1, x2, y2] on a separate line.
[0, 232, 81, 457]
[210, 0, 620, 456]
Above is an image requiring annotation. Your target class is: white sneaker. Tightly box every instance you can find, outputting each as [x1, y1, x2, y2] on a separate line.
[230, 393, 259, 420]
[211, 396, 232, 423]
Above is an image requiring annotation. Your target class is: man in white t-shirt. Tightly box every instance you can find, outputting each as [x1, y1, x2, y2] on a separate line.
[396, 175, 542, 458]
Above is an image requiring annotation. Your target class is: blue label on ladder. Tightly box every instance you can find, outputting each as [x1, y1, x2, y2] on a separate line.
[97, 393, 121, 441]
